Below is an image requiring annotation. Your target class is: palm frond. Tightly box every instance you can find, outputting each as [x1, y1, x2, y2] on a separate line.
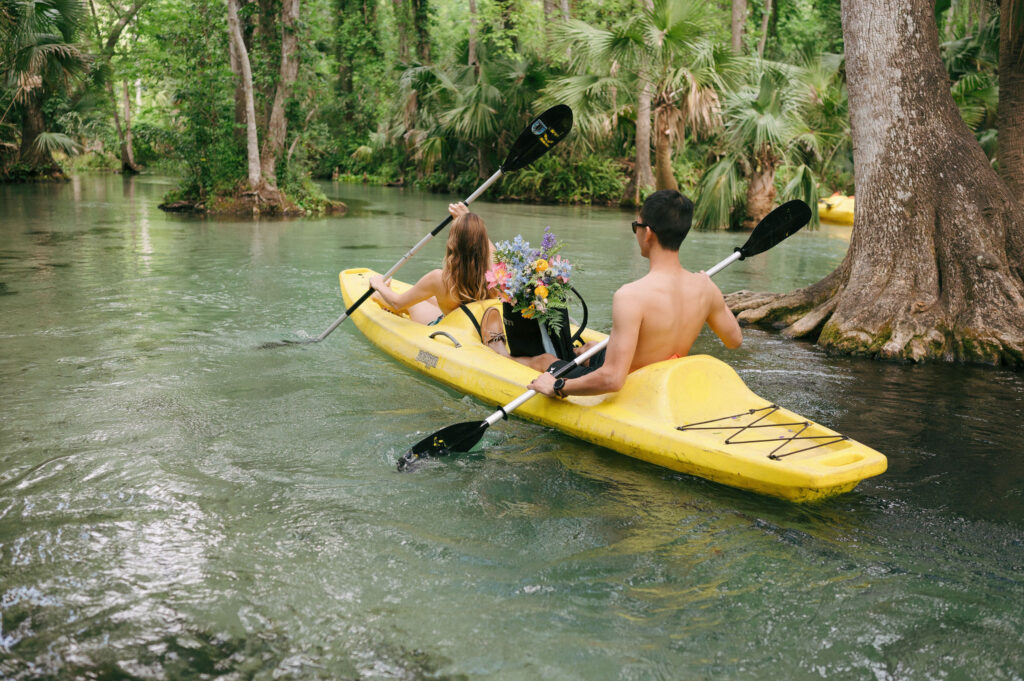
[694, 156, 742, 230]
[32, 130, 79, 155]
[781, 164, 820, 227]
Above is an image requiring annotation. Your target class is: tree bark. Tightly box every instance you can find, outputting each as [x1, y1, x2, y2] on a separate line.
[227, 0, 262, 192]
[653, 107, 678, 191]
[120, 81, 140, 173]
[468, 0, 479, 74]
[731, 0, 746, 54]
[757, 0, 772, 57]
[628, 80, 656, 204]
[725, 0, 1024, 366]
[259, 0, 299, 187]
[998, 0, 1024, 194]
[742, 154, 776, 229]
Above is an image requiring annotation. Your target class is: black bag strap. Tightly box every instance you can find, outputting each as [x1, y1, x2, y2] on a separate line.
[459, 304, 482, 337]
[568, 285, 588, 346]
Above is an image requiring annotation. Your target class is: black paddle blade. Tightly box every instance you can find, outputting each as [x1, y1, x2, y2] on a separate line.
[500, 105, 573, 172]
[738, 200, 812, 260]
[397, 420, 489, 471]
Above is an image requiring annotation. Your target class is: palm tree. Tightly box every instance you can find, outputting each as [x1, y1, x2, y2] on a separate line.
[0, 0, 88, 176]
[548, 0, 734, 205]
[393, 44, 552, 182]
[695, 57, 841, 229]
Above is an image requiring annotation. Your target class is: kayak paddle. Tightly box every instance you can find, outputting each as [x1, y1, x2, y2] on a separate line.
[262, 104, 574, 349]
[397, 199, 812, 470]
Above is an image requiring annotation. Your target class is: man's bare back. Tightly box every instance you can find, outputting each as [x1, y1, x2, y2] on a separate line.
[529, 189, 741, 398]
[617, 268, 740, 371]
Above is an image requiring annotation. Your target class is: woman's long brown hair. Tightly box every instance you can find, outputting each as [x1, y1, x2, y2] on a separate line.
[442, 213, 490, 304]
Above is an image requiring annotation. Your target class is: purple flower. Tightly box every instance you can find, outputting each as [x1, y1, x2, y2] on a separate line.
[541, 227, 557, 253]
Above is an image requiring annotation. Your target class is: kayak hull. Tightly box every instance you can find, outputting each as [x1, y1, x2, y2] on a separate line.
[341, 268, 887, 502]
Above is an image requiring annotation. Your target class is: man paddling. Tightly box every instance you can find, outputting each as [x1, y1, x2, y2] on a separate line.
[526, 189, 742, 398]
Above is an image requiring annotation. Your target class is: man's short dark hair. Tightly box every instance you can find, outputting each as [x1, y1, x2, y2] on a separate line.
[640, 189, 694, 251]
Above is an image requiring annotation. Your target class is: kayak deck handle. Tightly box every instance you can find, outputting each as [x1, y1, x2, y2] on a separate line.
[428, 331, 462, 348]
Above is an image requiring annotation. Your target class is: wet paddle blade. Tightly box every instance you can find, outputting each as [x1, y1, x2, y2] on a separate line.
[500, 105, 574, 172]
[398, 420, 489, 470]
[739, 200, 812, 259]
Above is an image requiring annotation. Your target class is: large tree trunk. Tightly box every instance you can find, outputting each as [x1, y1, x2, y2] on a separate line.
[227, 0, 262, 193]
[259, 0, 299, 187]
[731, 0, 746, 54]
[998, 0, 1024, 194]
[653, 107, 678, 191]
[725, 0, 1024, 366]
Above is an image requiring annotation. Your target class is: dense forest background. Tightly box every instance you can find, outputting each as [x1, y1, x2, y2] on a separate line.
[0, 0, 1007, 224]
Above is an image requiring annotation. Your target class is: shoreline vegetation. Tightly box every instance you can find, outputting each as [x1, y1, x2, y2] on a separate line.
[3, 0, 1021, 365]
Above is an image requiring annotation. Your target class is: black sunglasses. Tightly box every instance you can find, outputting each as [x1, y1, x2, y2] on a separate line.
[631, 220, 651, 234]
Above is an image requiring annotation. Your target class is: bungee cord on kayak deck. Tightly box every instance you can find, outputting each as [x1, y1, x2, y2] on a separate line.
[676, 404, 850, 459]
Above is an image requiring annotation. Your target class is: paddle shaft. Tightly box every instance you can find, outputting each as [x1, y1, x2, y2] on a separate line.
[314, 169, 504, 342]
[482, 248, 743, 428]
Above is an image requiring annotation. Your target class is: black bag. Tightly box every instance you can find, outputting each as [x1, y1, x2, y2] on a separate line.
[503, 286, 588, 362]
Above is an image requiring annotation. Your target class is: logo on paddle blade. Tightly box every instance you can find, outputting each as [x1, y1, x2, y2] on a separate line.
[531, 120, 549, 136]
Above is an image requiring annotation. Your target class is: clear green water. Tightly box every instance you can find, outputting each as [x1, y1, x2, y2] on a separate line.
[1, 175, 1021, 680]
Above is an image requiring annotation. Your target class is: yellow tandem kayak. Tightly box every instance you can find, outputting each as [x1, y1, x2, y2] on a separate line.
[341, 268, 886, 502]
[818, 193, 855, 224]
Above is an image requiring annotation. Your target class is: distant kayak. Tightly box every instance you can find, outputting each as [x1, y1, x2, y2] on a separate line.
[818, 193, 855, 224]
[341, 268, 887, 502]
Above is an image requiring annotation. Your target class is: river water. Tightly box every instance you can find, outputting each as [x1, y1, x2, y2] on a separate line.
[1, 175, 1021, 680]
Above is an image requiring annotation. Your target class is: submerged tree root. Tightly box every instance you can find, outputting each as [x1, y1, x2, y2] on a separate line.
[725, 270, 1024, 368]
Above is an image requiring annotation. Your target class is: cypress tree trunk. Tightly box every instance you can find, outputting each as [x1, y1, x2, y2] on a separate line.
[725, 0, 1024, 366]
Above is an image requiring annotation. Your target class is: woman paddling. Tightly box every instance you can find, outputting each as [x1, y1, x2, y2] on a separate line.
[369, 203, 498, 327]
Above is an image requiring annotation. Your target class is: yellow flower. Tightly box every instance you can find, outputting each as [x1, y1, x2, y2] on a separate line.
[534, 285, 549, 299]
[533, 258, 549, 272]
[522, 304, 535, 319]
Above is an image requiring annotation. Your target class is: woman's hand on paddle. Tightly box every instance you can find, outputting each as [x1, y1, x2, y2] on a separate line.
[448, 202, 469, 220]
[368, 275, 392, 292]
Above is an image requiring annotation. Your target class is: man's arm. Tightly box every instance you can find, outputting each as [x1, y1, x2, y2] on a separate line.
[529, 287, 642, 397]
[704, 275, 742, 349]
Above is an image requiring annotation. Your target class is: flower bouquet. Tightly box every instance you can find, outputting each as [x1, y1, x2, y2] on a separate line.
[487, 227, 575, 335]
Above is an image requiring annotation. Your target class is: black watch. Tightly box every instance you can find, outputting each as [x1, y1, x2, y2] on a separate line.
[552, 377, 567, 398]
